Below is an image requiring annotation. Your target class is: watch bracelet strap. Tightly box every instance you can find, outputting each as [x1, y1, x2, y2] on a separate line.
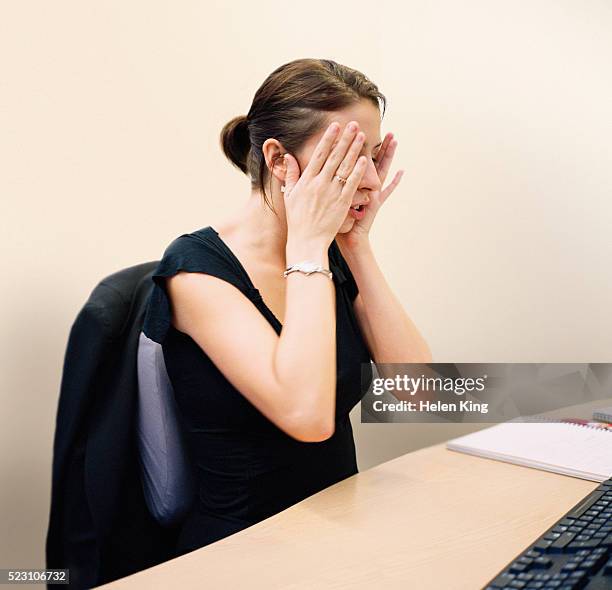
[282, 261, 333, 280]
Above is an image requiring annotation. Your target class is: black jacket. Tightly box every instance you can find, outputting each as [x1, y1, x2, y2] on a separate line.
[46, 261, 181, 589]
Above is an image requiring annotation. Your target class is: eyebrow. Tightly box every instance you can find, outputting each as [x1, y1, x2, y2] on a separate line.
[367, 140, 383, 149]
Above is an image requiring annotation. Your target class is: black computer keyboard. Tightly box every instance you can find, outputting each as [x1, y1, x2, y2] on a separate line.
[484, 477, 612, 589]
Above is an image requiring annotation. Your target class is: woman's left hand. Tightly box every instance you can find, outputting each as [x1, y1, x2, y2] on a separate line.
[335, 132, 404, 252]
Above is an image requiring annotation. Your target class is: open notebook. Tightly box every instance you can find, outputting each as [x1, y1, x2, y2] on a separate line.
[446, 421, 612, 482]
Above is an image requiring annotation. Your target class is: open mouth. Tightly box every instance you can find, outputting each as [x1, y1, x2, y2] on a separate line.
[349, 204, 366, 219]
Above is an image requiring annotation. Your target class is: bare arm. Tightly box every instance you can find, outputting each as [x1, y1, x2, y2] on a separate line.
[340, 239, 433, 364]
[167, 239, 335, 443]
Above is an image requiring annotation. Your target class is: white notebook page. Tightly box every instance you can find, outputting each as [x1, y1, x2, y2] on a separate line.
[446, 422, 612, 482]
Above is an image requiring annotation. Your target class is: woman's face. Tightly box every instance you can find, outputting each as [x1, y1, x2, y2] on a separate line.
[294, 99, 383, 234]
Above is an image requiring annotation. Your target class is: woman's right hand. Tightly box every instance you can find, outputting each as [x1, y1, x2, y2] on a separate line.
[282, 120, 368, 249]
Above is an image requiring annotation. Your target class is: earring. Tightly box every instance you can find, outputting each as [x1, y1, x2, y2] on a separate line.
[280, 185, 286, 193]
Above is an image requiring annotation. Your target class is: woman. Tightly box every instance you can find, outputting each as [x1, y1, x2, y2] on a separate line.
[147, 58, 432, 556]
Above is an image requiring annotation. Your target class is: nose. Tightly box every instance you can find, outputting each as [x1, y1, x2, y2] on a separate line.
[358, 158, 382, 197]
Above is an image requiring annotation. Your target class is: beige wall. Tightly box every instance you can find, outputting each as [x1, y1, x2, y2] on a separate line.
[2, 0, 611, 577]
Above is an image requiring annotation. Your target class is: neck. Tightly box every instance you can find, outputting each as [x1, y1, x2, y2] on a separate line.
[218, 187, 290, 268]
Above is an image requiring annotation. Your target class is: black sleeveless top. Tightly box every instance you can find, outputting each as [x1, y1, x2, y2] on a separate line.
[144, 226, 373, 556]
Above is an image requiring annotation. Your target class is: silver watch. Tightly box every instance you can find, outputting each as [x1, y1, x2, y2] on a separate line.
[283, 261, 333, 280]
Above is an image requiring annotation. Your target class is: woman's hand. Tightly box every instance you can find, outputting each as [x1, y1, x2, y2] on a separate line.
[283, 121, 368, 250]
[335, 132, 404, 252]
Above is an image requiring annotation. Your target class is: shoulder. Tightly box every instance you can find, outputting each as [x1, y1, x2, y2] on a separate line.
[143, 227, 248, 343]
[159, 227, 225, 265]
[152, 227, 240, 288]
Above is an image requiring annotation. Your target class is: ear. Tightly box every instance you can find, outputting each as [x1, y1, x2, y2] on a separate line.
[262, 138, 288, 184]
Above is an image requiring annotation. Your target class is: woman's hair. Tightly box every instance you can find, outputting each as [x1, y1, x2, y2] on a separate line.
[220, 58, 386, 214]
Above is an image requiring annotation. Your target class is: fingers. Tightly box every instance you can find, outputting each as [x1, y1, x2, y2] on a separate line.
[376, 133, 394, 164]
[340, 155, 368, 201]
[283, 153, 300, 198]
[376, 135, 398, 184]
[380, 169, 404, 204]
[334, 131, 365, 181]
[300, 122, 340, 179]
[320, 121, 360, 180]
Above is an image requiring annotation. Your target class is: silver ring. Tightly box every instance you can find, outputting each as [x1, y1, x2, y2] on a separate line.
[334, 175, 348, 184]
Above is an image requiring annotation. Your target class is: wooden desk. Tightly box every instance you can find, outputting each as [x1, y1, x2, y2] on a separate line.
[98, 442, 598, 589]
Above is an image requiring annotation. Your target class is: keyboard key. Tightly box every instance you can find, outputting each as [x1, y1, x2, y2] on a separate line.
[516, 572, 533, 581]
[567, 570, 588, 583]
[533, 573, 552, 581]
[550, 532, 576, 551]
[533, 539, 554, 552]
[488, 572, 516, 587]
[532, 557, 552, 569]
[567, 539, 601, 551]
[568, 490, 604, 518]
[583, 551, 607, 573]
[551, 572, 568, 580]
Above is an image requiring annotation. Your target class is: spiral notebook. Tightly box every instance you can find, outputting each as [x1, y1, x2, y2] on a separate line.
[594, 405, 612, 422]
[446, 420, 612, 482]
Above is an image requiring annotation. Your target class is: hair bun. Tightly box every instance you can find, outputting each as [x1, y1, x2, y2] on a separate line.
[220, 115, 251, 174]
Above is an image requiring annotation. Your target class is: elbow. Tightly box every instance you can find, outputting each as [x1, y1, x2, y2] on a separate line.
[285, 409, 336, 443]
[298, 421, 336, 443]
[309, 418, 336, 442]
